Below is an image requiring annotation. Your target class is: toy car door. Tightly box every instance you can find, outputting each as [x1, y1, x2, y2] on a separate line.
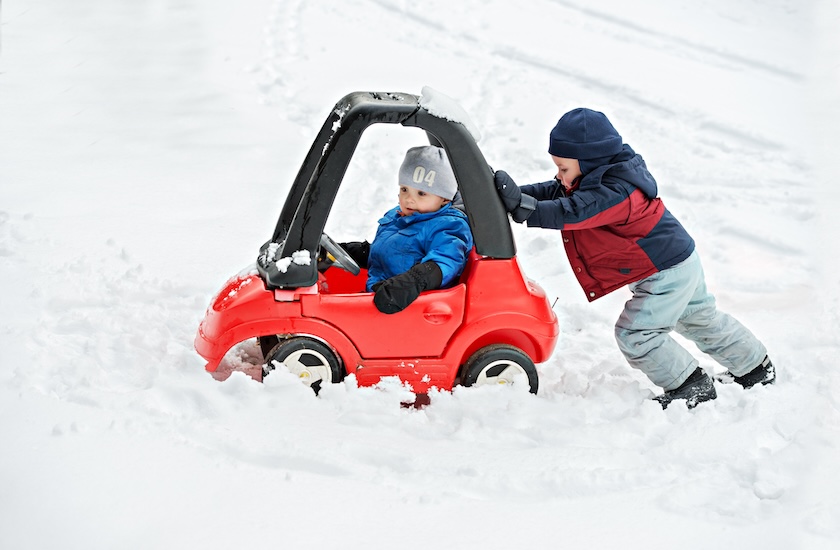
[299, 284, 466, 358]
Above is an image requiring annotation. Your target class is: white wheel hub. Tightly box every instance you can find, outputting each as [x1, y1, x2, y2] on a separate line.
[475, 359, 528, 387]
[276, 349, 333, 385]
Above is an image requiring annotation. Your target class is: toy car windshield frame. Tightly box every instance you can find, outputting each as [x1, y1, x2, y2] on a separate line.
[257, 91, 516, 290]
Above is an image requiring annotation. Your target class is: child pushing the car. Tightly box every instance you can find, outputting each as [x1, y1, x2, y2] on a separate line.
[341, 145, 473, 314]
[494, 107, 774, 409]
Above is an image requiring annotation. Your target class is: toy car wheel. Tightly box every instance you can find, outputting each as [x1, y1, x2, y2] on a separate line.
[263, 337, 344, 394]
[461, 344, 539, 394]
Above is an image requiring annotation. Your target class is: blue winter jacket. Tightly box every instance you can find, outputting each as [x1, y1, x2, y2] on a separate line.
[521, 145, 695, 301]
[366, 203, 474, 292]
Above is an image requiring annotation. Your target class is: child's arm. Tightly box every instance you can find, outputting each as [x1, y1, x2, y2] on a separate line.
[496, 169, 635, 230]
[519, 179, 562, 201]
[421, 217, 473, 287]
[526, 182, 633, 230]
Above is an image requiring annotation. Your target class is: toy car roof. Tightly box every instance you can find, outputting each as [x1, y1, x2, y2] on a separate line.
[258, 91, 516, 290]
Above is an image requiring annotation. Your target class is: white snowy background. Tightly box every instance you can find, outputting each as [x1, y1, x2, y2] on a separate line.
[2, 0, 839, 548]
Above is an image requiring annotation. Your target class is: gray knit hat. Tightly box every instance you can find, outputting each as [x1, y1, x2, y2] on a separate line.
[398, 146, 458, 200]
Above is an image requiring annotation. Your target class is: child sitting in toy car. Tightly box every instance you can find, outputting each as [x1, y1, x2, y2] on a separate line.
[338, 145, 473, 314]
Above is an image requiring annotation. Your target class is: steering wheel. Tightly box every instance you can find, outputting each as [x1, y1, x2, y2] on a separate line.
[319, 233, 361, 276]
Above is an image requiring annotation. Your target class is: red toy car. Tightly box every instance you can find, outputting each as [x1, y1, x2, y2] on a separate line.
[195, 91, 559, 396]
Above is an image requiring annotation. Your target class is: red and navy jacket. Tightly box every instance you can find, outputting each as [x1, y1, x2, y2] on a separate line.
[520, 145, 695, 302]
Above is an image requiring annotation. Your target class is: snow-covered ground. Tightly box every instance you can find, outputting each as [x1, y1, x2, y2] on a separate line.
[2, 0, 839, 548]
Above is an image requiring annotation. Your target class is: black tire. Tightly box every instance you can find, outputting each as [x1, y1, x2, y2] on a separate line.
[461, 344, 539, 394]
[263, 337, 343, 394]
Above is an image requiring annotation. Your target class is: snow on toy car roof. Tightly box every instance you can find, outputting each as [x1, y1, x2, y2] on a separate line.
[420, 86, 482, 142]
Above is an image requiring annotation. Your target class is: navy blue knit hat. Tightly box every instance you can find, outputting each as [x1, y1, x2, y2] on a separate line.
[548, 108, 623, 160]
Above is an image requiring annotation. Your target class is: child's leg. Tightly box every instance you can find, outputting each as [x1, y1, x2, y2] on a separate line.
[674, 259, 767, 376]
[614, 252, 703, 391]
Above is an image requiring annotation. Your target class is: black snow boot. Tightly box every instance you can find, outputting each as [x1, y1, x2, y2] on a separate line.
[654, 368, 717, 410]
[731, 355, 776, 389]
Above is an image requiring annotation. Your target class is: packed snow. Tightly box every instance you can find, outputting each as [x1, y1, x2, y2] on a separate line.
[2, 0, 839, 549]
[420, 86, 483, 141]
[274, 250, 311, 273]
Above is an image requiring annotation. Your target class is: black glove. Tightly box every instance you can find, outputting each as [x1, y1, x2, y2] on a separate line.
[494, 170, 536, 223]
[494, 170, 521, 212]
[373, 261, 443, 314]
[512, 194, 536, 223]
[339, 241, 370, 268]
[318, 240, 370, 272]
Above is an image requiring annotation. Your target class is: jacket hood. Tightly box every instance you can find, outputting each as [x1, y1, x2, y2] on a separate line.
[578, 144, 658, 199]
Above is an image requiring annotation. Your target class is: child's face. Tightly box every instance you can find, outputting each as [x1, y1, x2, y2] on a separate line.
[398, 185, 449, 216]
[551, 156, 582, 190]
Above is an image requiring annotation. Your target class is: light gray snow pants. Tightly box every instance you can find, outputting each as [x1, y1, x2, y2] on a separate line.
[614, 250, 767, 391]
